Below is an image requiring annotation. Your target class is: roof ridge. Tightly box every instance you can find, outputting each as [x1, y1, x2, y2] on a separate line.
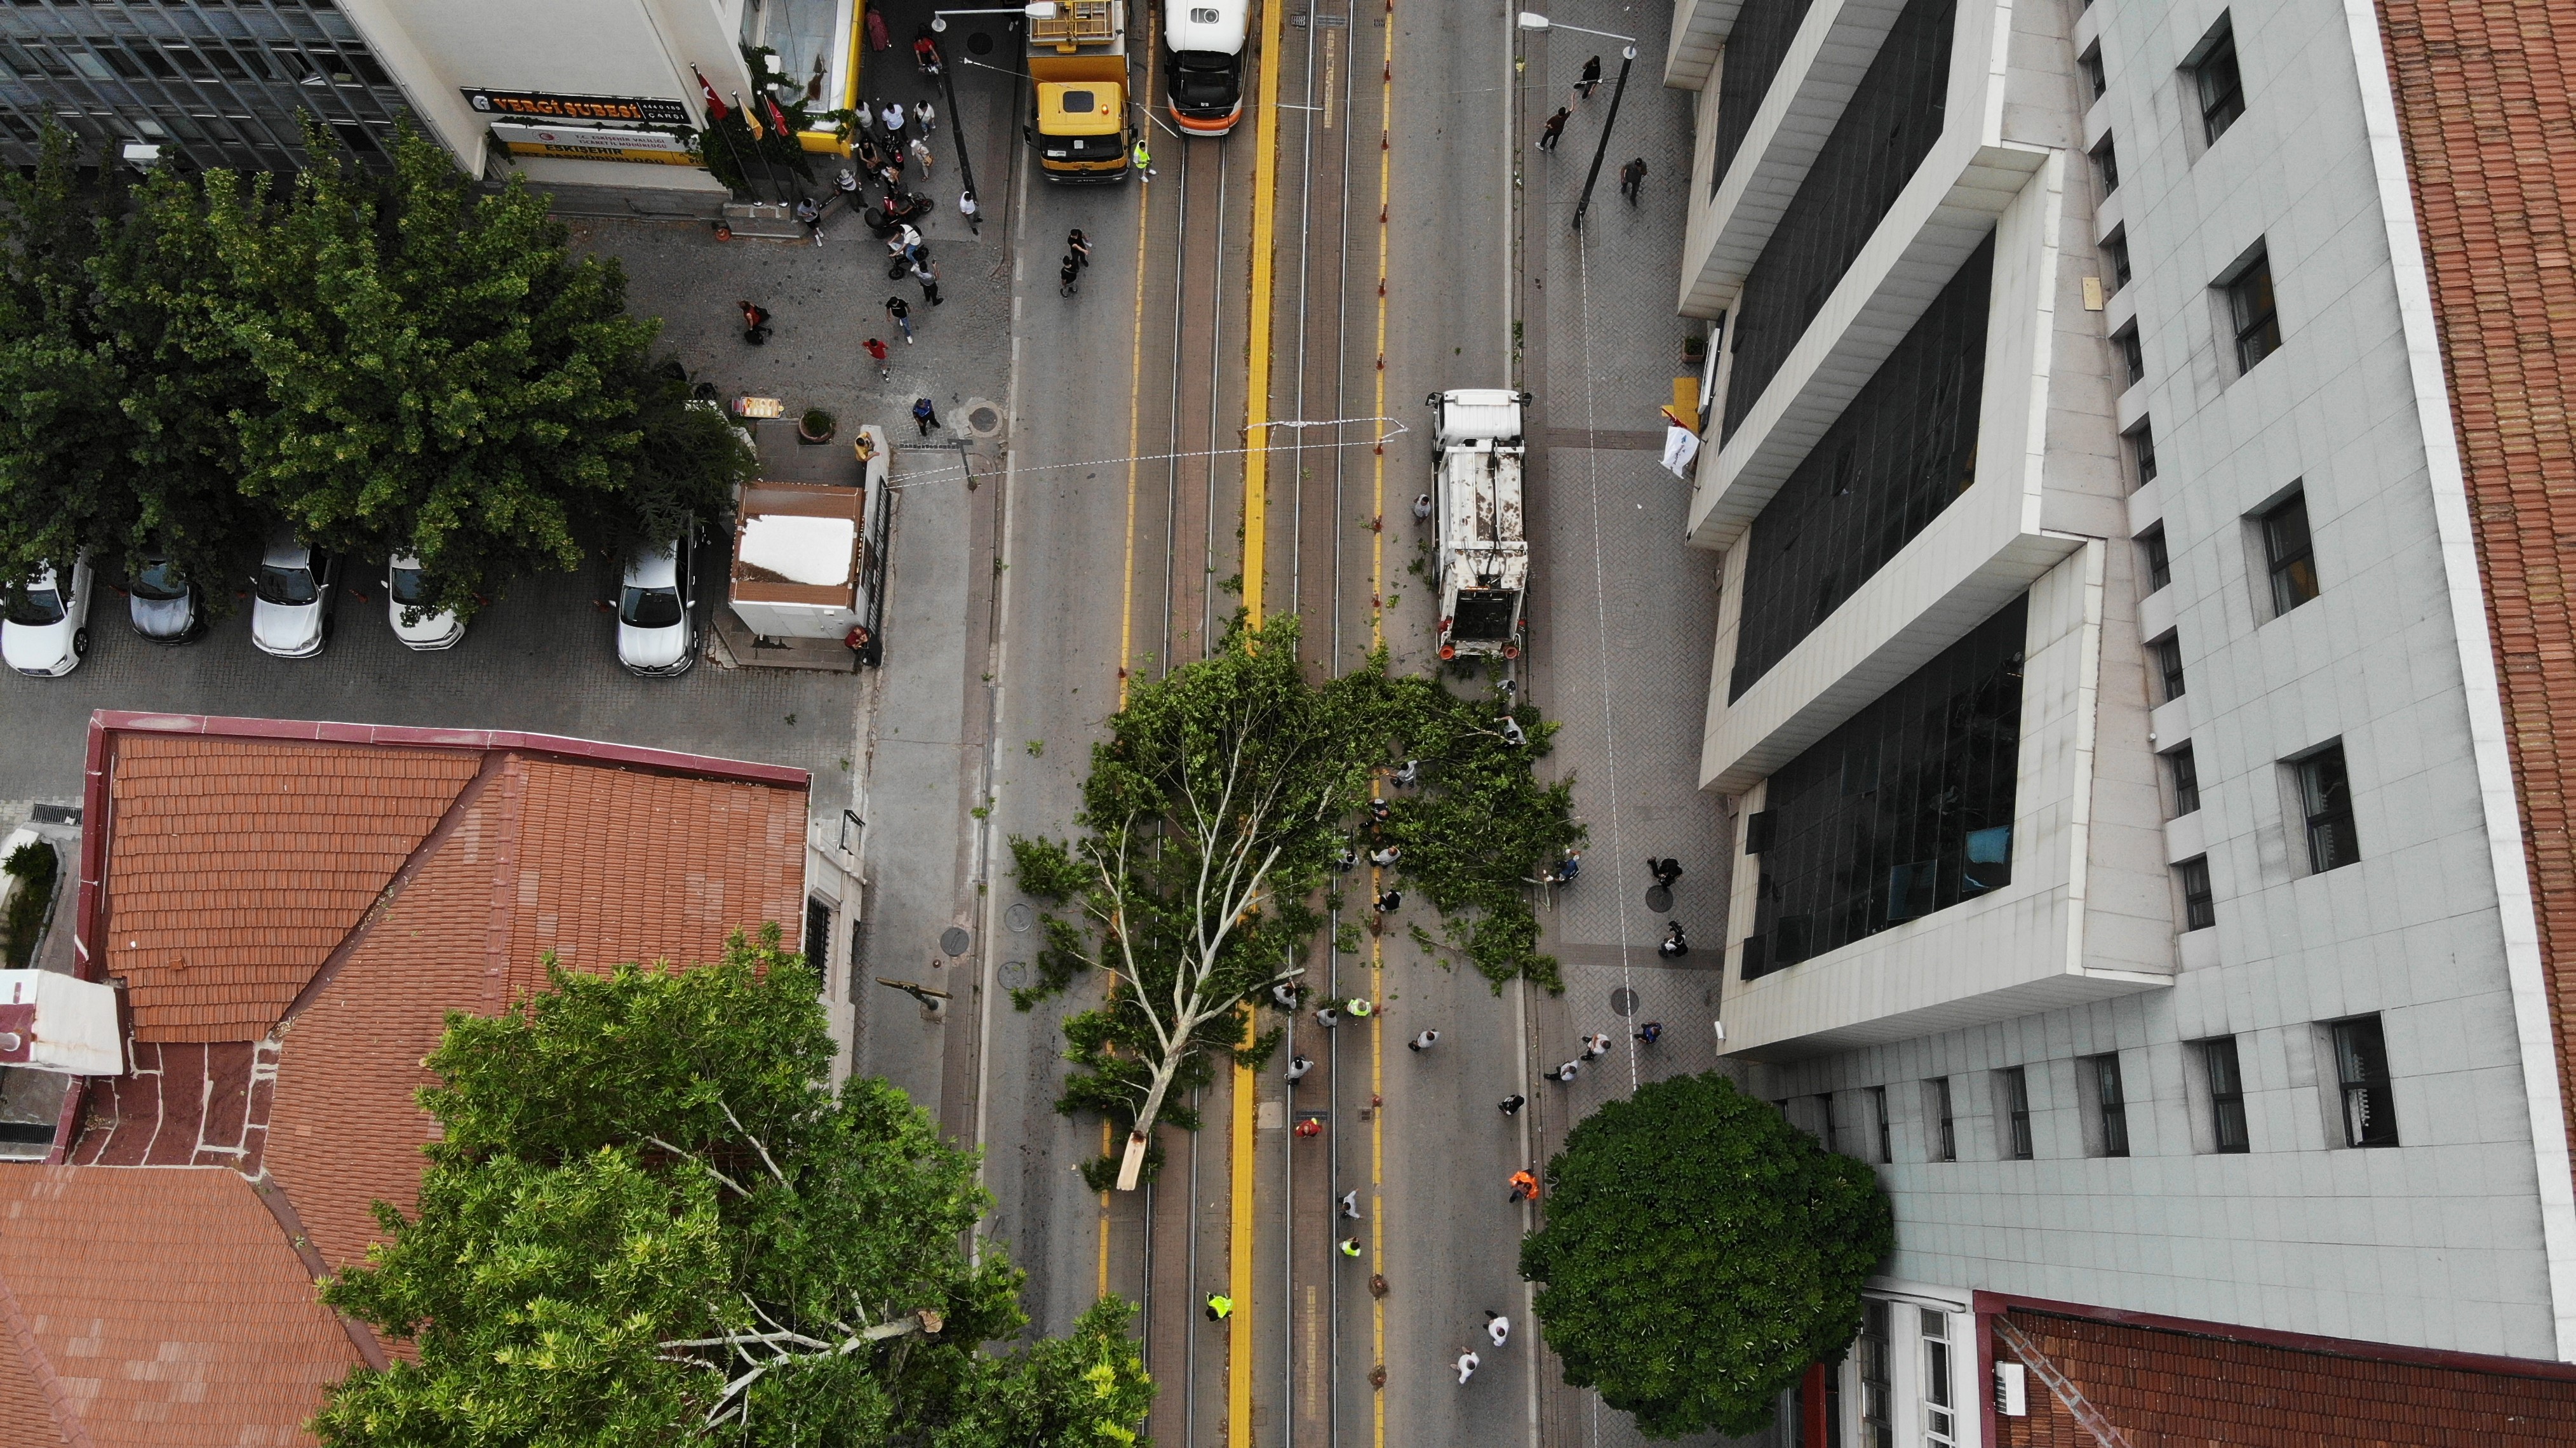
[246, 1173, 389, 1372]
[0, 1263, 92, 1448]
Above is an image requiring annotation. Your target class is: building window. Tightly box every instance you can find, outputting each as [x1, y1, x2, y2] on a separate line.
[2152, 634, 2185, 702]
[2139, 524, 2170, 591]
[2177, 855, 2215, 930]
[2165, 743, 2199, 816]
[1710, 0, 1822, 191]
[1921, 1308, 1957, 1445]
[2203, 1035, 2250, 1151]
[2331, 1014, 2398, 1147]
[1869, 1085, 1891, 1163]
[2224, 248, 2282, 372]
[2103, 227, 2131, 291]
[2088, 1052, 2131, 1156]
[1999, 1066, 2033, 1159]
[2295, 744, 2359, 873]
[1858, 1299, 1894, 1448]
[2091, 135, 2119, 194]
[2192, 17, 2245, 144]
[2114, 324, 2144, 385]
[2260, 490, 2320, 615]
[1818, 1092, 1841, 1153]
[2126, 419, 2158, 488]
[1738, 597, 2027, 977]
[803, 896, 832, 973]
[1927, 1076, 1956, 1161]
[2079, 42, 2105, 100]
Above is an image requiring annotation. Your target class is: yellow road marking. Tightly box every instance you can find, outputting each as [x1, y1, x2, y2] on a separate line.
[1372, 13, 1395, 1448]
[1238, 0, 1290, 627]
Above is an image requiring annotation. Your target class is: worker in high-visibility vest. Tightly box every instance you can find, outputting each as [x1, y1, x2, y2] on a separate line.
[1205, 1292, 1233, 1321]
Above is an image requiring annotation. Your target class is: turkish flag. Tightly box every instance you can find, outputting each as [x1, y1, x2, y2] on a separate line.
[764, 95, 793, 138]
[692, 67, 728, 121]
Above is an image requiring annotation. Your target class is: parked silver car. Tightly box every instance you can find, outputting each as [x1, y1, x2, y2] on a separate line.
[616, 532, 697, 677]
[251, 533, 340, 659]
[125, 555, 201, 644]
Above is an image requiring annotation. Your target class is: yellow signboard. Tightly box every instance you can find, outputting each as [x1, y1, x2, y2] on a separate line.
[488, 122, 695, 166]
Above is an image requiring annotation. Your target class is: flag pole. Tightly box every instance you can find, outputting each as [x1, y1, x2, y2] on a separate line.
[691, 68, 756, 199]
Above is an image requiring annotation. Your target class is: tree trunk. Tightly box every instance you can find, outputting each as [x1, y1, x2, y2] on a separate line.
[1118, 1040, 1193, 1188]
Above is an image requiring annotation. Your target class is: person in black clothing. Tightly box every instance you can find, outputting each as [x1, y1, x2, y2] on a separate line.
[1059, 254, 1081, 296]
[912, 396, 941, 436]
[1537, 105, 1571, 152]
[1619, 156, 1648, 204]
[885, 294, 913, 343]
[1575, 54, 1603, 98]
[1648, 857, 1682, 888]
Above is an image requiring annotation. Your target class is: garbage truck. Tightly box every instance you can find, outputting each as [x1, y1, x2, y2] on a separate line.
[1426, 389, 1533, 660]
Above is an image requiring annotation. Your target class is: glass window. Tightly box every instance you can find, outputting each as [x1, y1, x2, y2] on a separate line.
[2140, 524, 2170, 591]
[620, 585, 683, 627]
[1928, 1077, 1955, 1160]
[2152, 634, 2185, 702]
[2092, 136, 2119, 194]
[2204, 1035, 2250, 1152]
[2195, 20, 2245, 144]
[2166, 744, 2199, 816]
[1870, 1085, 1891, 1163]
[2227, 251, 2282, 372]
[255, 563, 317, 606]
[1922, 1309, 1956, 1446]
[2297, 745, 2359, 872]
[4, 587, 65, 627]
[2079, 43, 2105, 100]
[2332, 1015, 2398, 1147]
[803, 895, 831, 970]
[1818, 1092, 1840, 1153]
[1858, 1299, 1893, 1448]
[66, 46, 113, 81]
[2116, 325, 2144, 385]
[2262, 492, 2319, 614]
[2127, 420, 2157, 488]
[2090, 1053, 2130, 1156]
[2178, 855, 2215, 930]
[2001, 1067, 2033, 1159]
[2104, 229, 2131, 290]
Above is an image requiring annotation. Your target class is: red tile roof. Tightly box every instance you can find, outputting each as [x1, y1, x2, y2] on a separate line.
[0, 1167, 361, 1448]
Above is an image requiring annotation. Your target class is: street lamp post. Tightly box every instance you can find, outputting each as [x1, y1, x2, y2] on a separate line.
[1516, 12, 1641, 232]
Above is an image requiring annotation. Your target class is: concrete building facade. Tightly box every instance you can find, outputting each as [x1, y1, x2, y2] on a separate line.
[1667, 0, 2576, 1437]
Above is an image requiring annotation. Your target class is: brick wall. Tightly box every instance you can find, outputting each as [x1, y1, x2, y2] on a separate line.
[1994, 1310, 2576, 1445]
[2374, 0, 2576, 1181]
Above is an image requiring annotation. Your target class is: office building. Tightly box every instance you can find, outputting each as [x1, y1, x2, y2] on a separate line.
[1668, 0, 2576, 1435]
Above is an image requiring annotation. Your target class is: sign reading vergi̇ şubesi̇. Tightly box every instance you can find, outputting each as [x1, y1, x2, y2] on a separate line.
[462, 88, 692, 126]
[486, 123, 694, 164]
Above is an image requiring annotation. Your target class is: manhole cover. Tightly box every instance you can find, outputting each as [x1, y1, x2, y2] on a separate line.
[1000, 960, 1029, 988]
[968, 405, 1002, 432]
[967, 31, 995, 54]
[1645, 884, 1673, 912]
[1610, 987, 1639, 1017]
[941, 926, 972, 956]
[1007, 902, 1033, 932]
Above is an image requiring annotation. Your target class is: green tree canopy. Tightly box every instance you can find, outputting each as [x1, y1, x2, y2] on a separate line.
[206, 122, 657, 620]
[313, 924, 1151, 1447]
[1519, 1071, 1894, 1439]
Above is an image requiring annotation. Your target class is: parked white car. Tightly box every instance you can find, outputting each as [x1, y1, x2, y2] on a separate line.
[2, 559, 92, 677]
[617, 533, 697, 676]
[384, 553, 464, 651]
[125, 554, 200, 645]
[250, 533, 339, 659]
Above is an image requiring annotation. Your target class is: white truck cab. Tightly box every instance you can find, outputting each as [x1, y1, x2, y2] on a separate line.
[1427, 389, 1533, 660]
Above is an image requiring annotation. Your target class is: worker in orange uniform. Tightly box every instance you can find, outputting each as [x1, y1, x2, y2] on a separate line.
[1508, 1169, 1541, 1203]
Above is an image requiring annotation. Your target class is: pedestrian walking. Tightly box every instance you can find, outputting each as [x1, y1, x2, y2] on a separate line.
[866, 6, 890, 50]
[885, 295, 913, 343]
[1392, 759, 1420, 788]
[909, 135, 934, 178]
[1316, 1004, 1342, 1029]
[1287, 1053, 1313, 1082]
[1339, 1236, 1363, 1257]
[1550, 1060, 1580, 1083]
[1408, 1029, 1439, 1052]
[1295, 1117, 1325, 1139]
[1635, 1021, 1663, 1044]
[1575, 54, 1603, 98]
[913, 257, 943, 305]
[1273, 981, 1301, 1009]
[1486, 1311, 1512, 1347]
[880, 99, 906, 135]
[1332, 847, 1357, 872]
[1456, 1350, 1481, 1384]
[1132, 135, 1155, 179]
[958, 186, 980, 233]
[1068, 228, 1093, 269]
[1369, 845, 1401, 867]
[1413, 492, 1434, 520]
[912, 396, 941, 436]
[1340, 1189, 1362, 1219]
[1537, 105, 1571, 151]
[1374, 888, 1402, 913]
[1059, 254, 1081, 297]
[1369, 797, 1392, 823]
[918, 100, 937, 136]
[1556, 850, 1582, 882]
[1581, 1032, 1613, 1059]
[1205, 1293, 1233, 1321]
[1649, 857, 1683, 887]
[1619, 156, 1648, 204]
[738, 299, 772, 344]
[1498, 1094, 1527, 1115]
[1345, 997, 1376, 1019]
[863, 335, 890, 381]
[1659, 921, 1690, 958]
[879, 161, 905, 192]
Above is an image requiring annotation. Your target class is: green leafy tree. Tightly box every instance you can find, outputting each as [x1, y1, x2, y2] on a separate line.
[598, 361, 757, 559]
[312, 924, 1151, 1447]
[0, 121, 133, 594]
[205, 121, 655, 620]
[1519, 1071, 1895, 1439]
[1010, 615, 1376, 1186]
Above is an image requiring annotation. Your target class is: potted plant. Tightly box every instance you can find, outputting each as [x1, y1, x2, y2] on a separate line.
[798, 407, 836, 444]
[1681, 333, 1709, 368]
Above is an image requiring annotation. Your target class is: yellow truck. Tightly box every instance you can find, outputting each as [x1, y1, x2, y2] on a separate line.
[1025, 0, 1132, 183]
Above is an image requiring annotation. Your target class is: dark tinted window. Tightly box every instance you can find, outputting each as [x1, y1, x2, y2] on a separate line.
[2227, 251, 2282, 372]
[2331, 1015, 2397, 1148]
[130, 560, 187, 601]
[255, 563, 317, 606]
[2204, 1035, 2249, 1152]
[2178, 855, 2215, 930]
[2152, 635, 2185, 702]
[2001, 1066, 2032, 1159]
[4, 587, 64, 626]
[2297, 744, 2359, 872]
[389, 564, 432, 607]
[2262, 492, 2319, 614]
[2194, 20, 2245, 143]
[1709, 0, 1818, 189]
[2139, 525, 2170, 591]
[2166, 744, 2199, 816]
[2128, 420, 2157, 488]
[2090, 1054, 2130, 1157]
[621, 585, 684, 628]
